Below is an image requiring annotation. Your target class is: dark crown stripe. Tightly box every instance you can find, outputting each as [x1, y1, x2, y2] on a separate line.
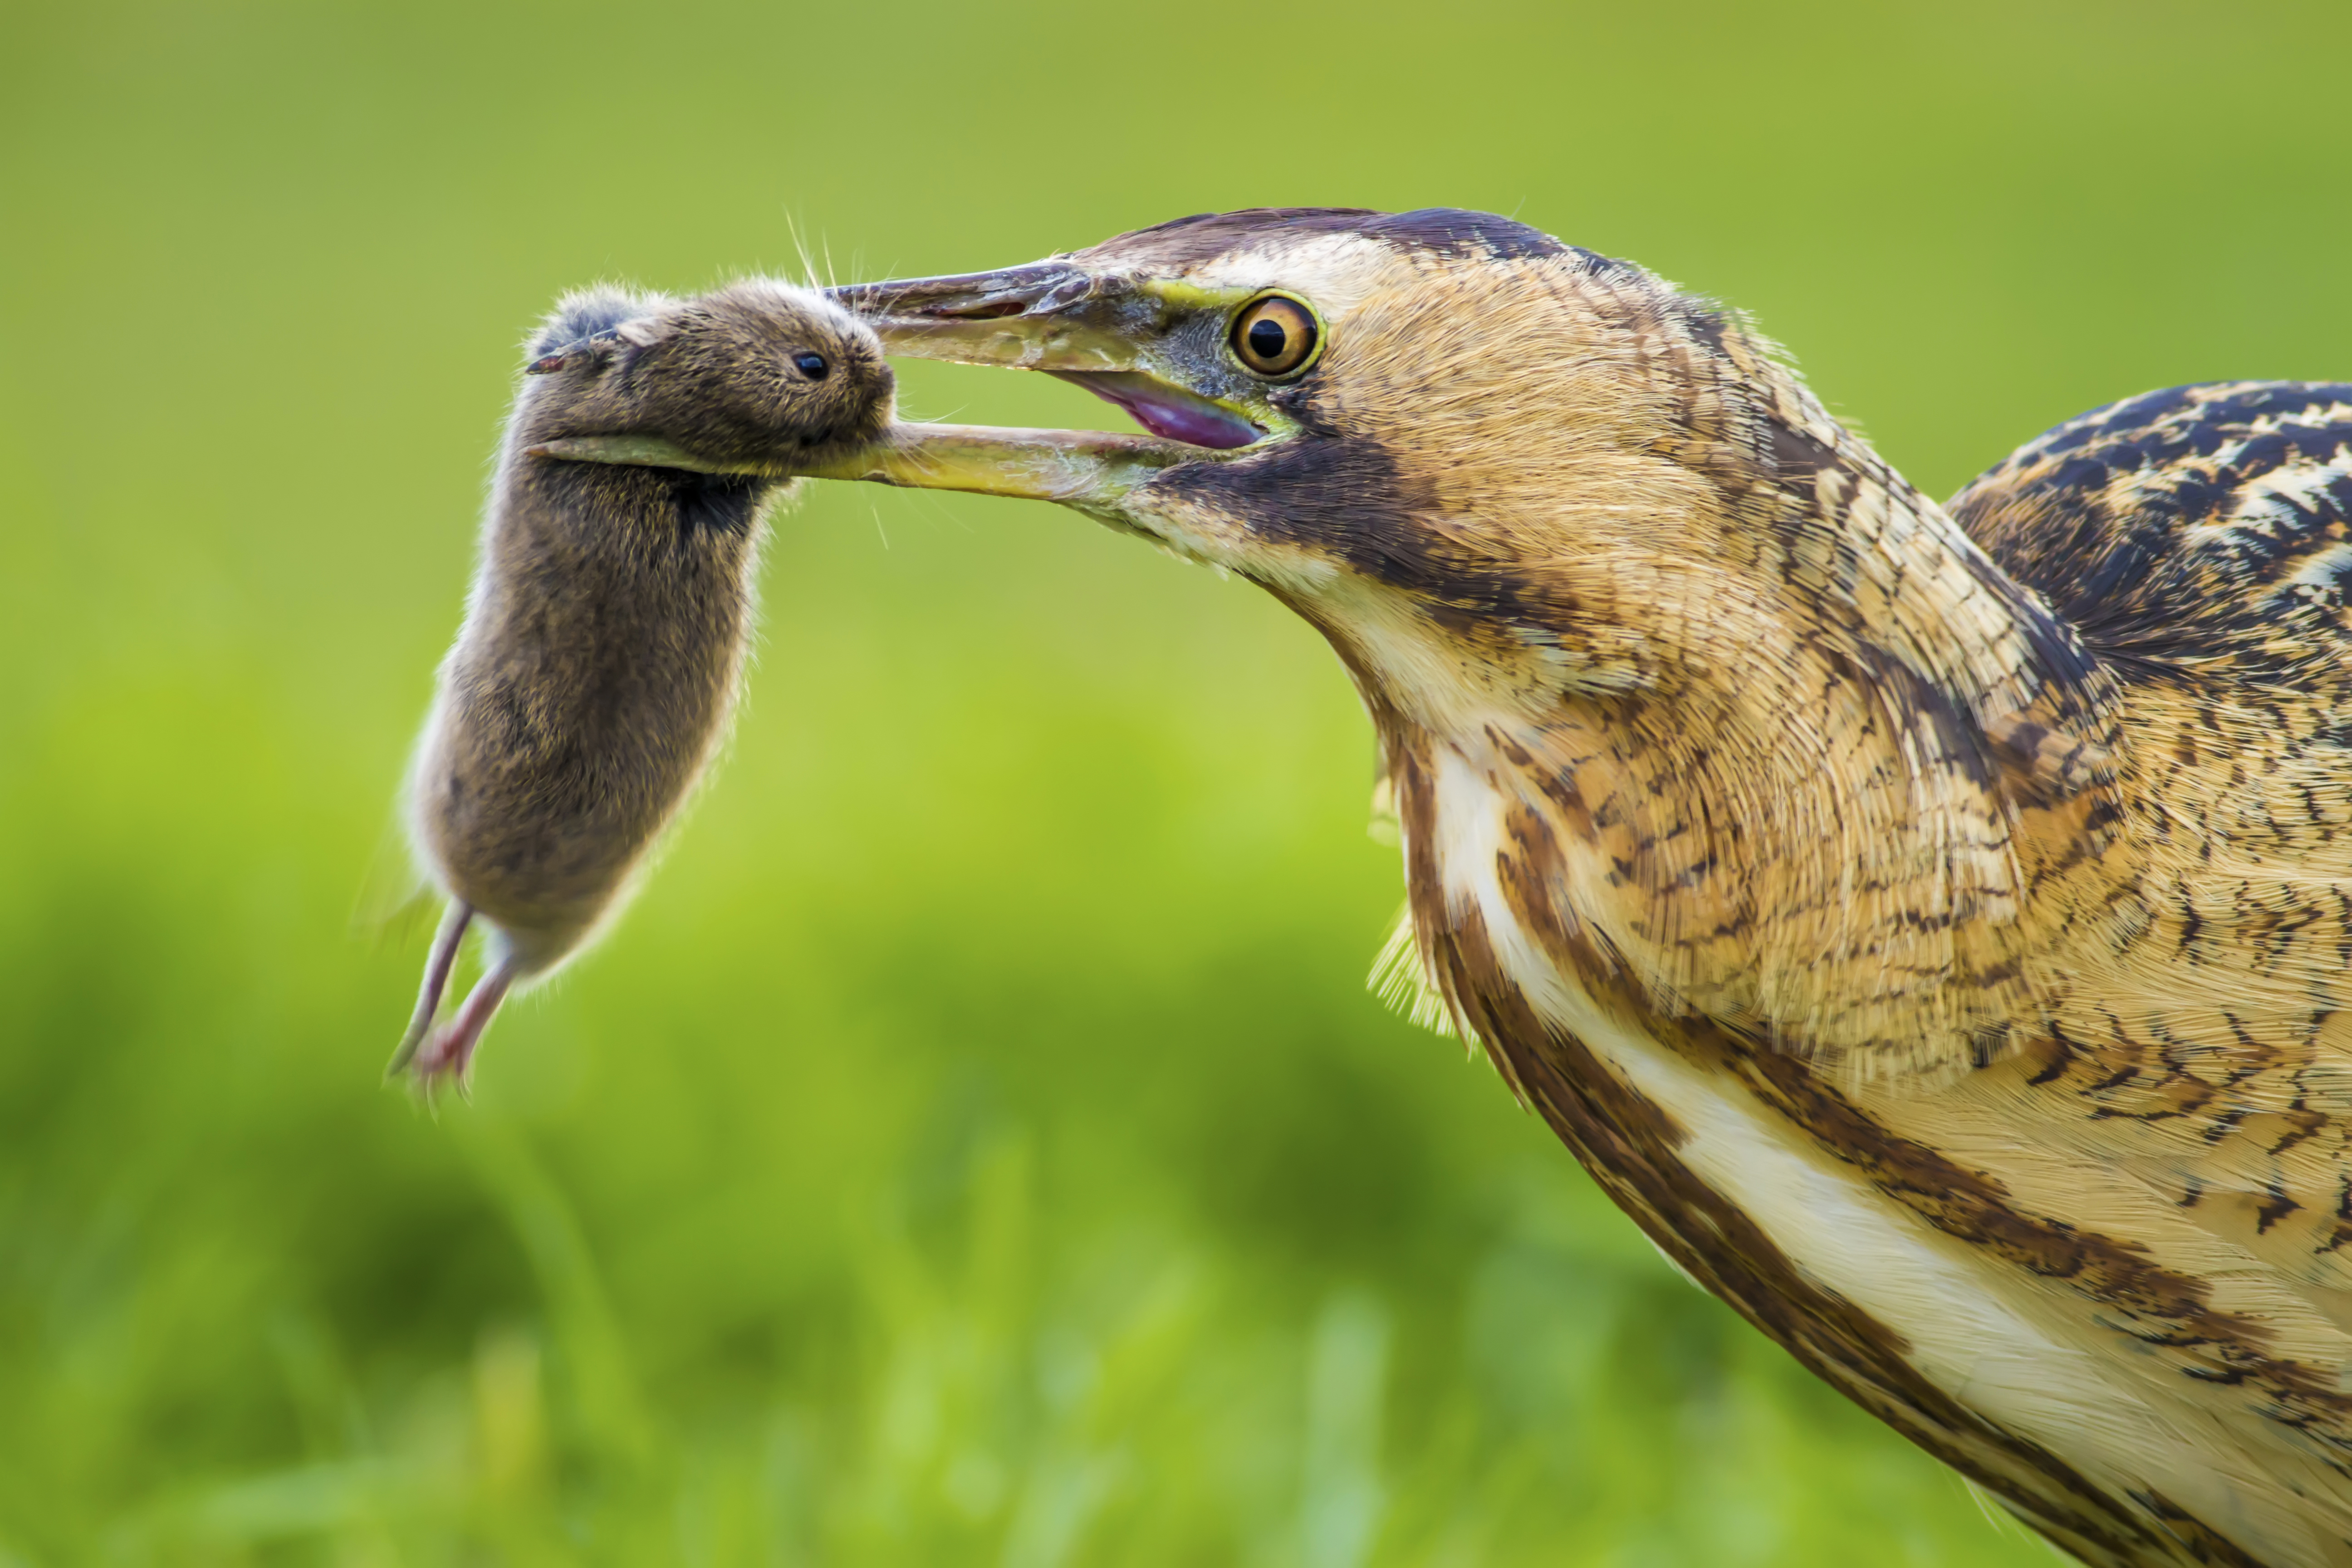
[1075, 206, 1577, 268]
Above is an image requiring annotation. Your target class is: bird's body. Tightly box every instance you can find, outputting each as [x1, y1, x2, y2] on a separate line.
[1208, 234, 2352, 1565]
[1378, 379, 2352, 1568]
[544, 209, 2352, 1563]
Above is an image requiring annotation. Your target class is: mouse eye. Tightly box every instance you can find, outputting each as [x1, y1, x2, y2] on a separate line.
[1230, 294, 1320, 378]
[792, 351, 829, 380]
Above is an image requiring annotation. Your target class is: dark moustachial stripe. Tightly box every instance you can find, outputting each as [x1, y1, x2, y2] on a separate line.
[1153, 423, 1558, 630]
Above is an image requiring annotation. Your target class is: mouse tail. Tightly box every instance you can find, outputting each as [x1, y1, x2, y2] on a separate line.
[387, 902, 473, 1077]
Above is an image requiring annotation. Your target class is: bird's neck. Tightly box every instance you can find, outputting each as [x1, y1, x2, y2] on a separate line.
[1336, 392, 2123, 1078]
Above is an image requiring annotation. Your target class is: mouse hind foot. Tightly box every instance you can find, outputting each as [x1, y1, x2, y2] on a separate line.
[387, 903, 516, 1095]
[402, 961, 517, 1098]
[387, 902, 473, 1077]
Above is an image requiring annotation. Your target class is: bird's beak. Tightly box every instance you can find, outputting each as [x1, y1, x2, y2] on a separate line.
[529, 260, 1275, 522]
[825, 263, 1150, 373]
[820, 263, 1279, 513]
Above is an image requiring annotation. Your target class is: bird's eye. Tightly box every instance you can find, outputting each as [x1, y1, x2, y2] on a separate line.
[1230, 295, 1320, 378]
[793, 351, 829, 380]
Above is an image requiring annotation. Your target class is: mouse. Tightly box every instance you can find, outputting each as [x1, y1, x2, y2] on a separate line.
[391, 278, 893, 1090]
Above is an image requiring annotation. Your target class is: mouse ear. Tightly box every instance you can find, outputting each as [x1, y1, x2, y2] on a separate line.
[524, 327, 632, 376]
[524, 311, 686, 375]
[525, 286, 677, 369]
[614, 314, 678, 349]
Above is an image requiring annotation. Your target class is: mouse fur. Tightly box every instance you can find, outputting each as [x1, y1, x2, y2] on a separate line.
[393, 279, 892, 1087]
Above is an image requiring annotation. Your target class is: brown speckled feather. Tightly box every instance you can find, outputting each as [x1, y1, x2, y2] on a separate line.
[825, 211, 2352, 1565]
[1369, 344, 2352, 1563]
[1241, 240, 2352, 1563]
[1944, 383, 2352, 1353]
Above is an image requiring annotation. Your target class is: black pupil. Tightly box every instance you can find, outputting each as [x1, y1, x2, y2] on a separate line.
[1246, 317, 1289, 362]
[794, 352, 828, 379]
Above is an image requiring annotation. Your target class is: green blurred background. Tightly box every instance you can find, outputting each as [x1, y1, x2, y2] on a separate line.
[6, 0, 2350, 1562]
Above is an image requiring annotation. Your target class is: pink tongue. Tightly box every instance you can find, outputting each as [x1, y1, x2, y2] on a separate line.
[1114, 393, 1259, 450]
[1053, 372, 1262, 450]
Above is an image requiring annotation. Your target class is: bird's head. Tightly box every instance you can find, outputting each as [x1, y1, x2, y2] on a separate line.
[811, 206, 1863, 745]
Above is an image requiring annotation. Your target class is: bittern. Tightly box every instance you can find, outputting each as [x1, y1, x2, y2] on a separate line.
[551, 208, 2352, 1566]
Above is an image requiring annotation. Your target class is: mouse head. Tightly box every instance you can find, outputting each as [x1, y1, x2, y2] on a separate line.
[524, 281, 894, 470]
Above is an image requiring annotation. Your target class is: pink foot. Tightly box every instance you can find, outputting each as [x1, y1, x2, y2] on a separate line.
[388, 904, 516, 1094]
[406, 963, 515, 1095]
[388, 902, 472, 1076]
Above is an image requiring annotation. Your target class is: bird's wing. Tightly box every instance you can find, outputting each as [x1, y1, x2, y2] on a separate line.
[1950, 381, 2352, 691]
[1949, 382, 2352, 1337]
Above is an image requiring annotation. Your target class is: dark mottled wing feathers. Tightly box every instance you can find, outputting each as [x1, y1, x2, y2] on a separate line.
[1949, 382, 2352, 686]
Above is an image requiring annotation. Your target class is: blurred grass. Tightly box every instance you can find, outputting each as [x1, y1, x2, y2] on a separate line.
[5, 0, 2351, 1561]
